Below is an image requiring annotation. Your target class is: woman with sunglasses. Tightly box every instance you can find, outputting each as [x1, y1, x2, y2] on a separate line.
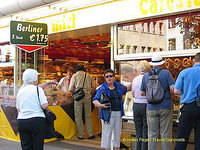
[93, 69, 127, 150]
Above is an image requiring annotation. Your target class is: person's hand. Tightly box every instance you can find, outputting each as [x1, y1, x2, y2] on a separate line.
[47, 80, 58, 85]
[99, 103, 109, 109]
[65, 92, 72, 97]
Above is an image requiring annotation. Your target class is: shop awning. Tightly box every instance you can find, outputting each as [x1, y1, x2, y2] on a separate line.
[0, 0, 60, 17]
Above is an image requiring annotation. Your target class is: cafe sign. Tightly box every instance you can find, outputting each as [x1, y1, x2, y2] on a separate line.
[10, 21, 48, 46]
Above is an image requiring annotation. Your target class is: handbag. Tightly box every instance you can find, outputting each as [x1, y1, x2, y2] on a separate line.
[37, 87, 56, 139]
[37, 87, 56, 122]
[100, 93, 111, 106]
[73, 73, 86, 101]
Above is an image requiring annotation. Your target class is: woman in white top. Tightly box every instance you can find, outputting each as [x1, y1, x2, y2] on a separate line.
[16, 69, 48, 150]
[132, 61, 151, 150]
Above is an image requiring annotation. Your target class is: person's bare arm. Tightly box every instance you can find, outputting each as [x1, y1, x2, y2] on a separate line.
[93, 100, 109, 109]
[169, 85, 174, 95]
[38, 80, 57, 89]
[41, 103, 48, 109]
[140, 91, 146, 96]
[174, 88, 182, 95]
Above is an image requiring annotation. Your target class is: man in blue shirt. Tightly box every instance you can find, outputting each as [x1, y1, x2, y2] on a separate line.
[140, 55, 175, 150]
[174, 52, 200, 150]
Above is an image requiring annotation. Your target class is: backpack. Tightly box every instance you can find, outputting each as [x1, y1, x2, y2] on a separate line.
[146, 68, 165, 104]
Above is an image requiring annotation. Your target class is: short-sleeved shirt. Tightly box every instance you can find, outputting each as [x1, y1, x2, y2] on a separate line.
[174, 64, 200, 104]
[140, 67, 175, 110]
[69, 71, 94, 94]
[16, 85, 47, 119]
[132, 74, 148, 103]
[58, 76, 70, 93]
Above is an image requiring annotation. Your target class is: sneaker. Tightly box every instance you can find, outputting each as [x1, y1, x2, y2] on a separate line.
[77, 137, 84, 140]
[88, 135, 95, 139]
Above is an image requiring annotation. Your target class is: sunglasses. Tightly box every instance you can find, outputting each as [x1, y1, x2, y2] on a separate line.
[105, 75, 114, 78]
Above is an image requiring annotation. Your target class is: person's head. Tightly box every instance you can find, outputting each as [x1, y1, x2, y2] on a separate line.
[149, 55, 165, 67]
[67, 67, 74, 78]
[104, 69, 115, 85]
[75, 65, 85, 72]
[22, 68, 40, 85]
[137, 60, 151, 73]
[194, 52, 200, 63]
[95, 76, 105, 86]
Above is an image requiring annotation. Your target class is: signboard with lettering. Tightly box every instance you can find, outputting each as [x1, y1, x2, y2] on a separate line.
[10, 21, 48, 46]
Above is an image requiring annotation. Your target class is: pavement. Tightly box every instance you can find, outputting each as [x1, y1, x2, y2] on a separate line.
[0, 137, 101, 150]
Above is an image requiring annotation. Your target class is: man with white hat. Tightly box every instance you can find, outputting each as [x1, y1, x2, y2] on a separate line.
[140, 55, 175, 150]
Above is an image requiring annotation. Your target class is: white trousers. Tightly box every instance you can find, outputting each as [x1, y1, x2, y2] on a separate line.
[101, 111, 122, 149]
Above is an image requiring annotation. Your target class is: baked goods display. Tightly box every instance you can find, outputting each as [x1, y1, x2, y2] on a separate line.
[41, 59, 105, 82]
[182, 58, 193, 68]
[0, 67, 14, 84]
[40, 59, 106, 106]
[162, 57, 194, 80]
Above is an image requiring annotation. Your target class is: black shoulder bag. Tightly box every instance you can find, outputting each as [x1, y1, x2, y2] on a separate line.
[73, 73, 86, 101]
[37, 87, 56, 139]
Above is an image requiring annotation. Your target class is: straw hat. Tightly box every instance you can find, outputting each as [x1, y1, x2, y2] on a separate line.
[149, 55, 165, 66]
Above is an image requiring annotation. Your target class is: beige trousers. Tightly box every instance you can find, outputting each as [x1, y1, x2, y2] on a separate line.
[74, 95, 94, 138]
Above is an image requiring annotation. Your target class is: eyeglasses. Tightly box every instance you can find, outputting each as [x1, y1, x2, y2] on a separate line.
[105, 75, 114, 78]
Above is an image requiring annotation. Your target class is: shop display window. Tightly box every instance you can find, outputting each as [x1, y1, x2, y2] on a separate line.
[41, 32, 111, 106]
[117, 12, 200, 55]
[117, 56, 194, 121]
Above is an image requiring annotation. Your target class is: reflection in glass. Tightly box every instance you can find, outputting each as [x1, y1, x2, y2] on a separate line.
[117, 12, 200, 54]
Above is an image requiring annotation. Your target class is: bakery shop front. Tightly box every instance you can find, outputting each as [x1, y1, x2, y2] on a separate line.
[0, 2, 113, 141]
[0, 0, 200, 144]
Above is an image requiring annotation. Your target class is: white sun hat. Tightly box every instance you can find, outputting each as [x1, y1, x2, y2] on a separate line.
[149, 55, 165, 66]
[22, 68, 40, 83]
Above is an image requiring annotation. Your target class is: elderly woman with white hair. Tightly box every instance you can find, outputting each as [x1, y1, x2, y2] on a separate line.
[16, 68, 49, 150]
[132, 61, 151, 150]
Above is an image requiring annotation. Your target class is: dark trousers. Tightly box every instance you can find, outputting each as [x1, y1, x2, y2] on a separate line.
[174, 101, 200, 150]
[17, 117, 46, 150]
[133, 103, 148, 150]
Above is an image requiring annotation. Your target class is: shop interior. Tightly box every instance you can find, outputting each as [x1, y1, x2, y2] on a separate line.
[42, 25, 111, 82]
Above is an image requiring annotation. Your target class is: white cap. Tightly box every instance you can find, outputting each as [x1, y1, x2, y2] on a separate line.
[149, 55, 165, 66]
[22, 69, 40, 83]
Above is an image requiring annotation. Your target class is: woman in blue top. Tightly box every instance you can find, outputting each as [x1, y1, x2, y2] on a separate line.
[93, 69, 127, 150]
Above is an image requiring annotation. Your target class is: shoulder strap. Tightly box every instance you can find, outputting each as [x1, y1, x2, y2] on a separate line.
[36, 86, 40, 104]
[156, 68, 162, 75]
[82, 73, 86, 88]
[149, 68, 162, 76]
[148, 69, 155, 76]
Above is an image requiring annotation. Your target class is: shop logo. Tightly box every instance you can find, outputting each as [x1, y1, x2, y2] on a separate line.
[140, 0, 200, 15]
[50, 13, 76, 33]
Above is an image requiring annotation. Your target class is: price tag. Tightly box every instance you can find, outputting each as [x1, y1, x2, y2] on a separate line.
[10, 21, 48, 46]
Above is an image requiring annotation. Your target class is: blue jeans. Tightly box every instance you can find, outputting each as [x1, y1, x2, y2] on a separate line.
[174, 101, 200, 150]
[133, 103, 148, 150]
